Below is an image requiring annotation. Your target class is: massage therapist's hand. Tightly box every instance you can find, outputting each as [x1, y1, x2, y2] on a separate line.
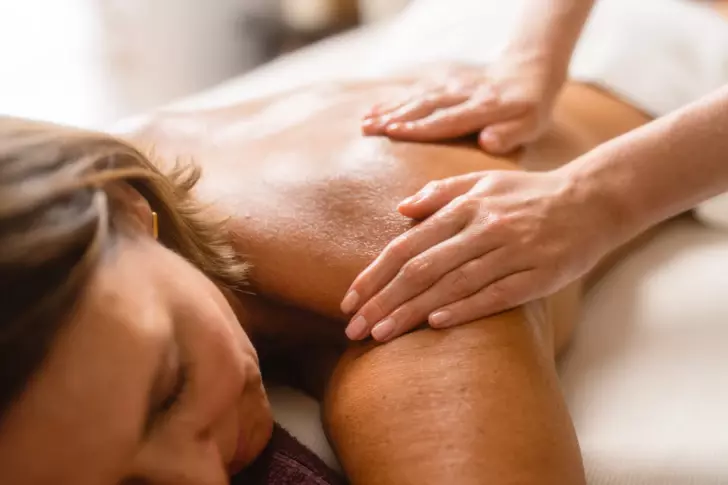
[341, 169, 619, 342]
[361, 60, 565, 155]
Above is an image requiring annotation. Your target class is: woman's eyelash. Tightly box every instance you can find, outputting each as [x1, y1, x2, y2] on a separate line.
[158, 362, 189, 415]
[143, 352, 191, 436]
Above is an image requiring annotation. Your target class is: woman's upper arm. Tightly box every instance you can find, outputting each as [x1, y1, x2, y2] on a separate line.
[323, 304, 585, 485]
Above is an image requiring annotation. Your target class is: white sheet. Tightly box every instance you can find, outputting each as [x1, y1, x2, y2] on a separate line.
[560, 217, 728, 485]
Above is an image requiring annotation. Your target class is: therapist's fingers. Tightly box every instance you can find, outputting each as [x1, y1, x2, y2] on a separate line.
[366, 99, 409, 118]
[362, 97, 436, 133]
[341, 206, 469, 331]
[365, 86, 432, 117]
[351, 230, 493, 341]
[362, 92, 468, 135]
[342, 204, 466, 318]
[398, 172, 484, 219]
[428, 271, 536, 328]
[383, 96, 519, 141]
[369, 247, 511, 341]
[365, 79, 443, 117]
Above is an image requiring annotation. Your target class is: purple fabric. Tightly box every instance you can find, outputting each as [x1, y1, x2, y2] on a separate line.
[231, 423, 346, 485]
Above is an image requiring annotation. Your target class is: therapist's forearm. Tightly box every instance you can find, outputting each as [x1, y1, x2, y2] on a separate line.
[563, 85, 728, 244]
[504, 0, 596, 78]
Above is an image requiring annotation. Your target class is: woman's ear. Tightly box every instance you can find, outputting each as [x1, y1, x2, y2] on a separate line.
[105, 181, 155, 238]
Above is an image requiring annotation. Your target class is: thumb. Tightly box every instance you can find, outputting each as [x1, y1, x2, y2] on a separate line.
[478, 118, 540, 155]
[398, 173, 482, 219]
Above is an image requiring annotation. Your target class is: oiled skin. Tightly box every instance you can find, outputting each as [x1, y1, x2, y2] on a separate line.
[126, 78, 647, 342]
[122, 78, 649, 484]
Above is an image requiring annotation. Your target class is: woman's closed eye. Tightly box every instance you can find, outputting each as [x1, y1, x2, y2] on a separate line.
[143, 339, 190, 436]
[156, 361, 189, 416]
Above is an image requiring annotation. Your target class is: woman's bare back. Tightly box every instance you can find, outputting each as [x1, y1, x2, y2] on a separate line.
[124, 79, 648, 326]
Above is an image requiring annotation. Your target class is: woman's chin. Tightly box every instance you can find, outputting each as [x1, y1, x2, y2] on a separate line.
[246, 399, 275, 464]
[229, 383, 274, 474]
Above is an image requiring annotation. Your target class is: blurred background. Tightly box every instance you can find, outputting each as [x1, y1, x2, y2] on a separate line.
[0, 0, 410, 129]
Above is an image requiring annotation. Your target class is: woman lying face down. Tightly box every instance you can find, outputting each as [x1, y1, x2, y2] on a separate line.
[0, 118, 273, 484]
[0, 69, 652, 485]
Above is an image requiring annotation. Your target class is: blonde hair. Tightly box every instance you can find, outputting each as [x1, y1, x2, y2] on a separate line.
[0, 116, 247, 417]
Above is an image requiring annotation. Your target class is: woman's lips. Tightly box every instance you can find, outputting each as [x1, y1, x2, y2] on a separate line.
[227, 360, 273, 475]
[227, 424, 249, 475]
[228, 406, 274, 475]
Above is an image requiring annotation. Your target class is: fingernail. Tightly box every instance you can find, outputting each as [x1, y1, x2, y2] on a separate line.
[371, 318, 395, 341]
[345, 315, 368, 340]
[399, 193, 420, 206]
[362, 119, 379, 131]
[400, 183, 435, 208]
[429, 310, 452, 328]
[340, 290, 360, 314]
[387, 122, 415, 132]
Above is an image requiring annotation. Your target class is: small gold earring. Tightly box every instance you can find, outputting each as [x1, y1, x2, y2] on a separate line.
[152, 211, 159, 240]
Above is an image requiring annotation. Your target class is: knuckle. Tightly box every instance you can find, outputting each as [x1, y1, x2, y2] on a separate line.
[386, 236, 412, 262]
[443, 79, 468, 94]
[423, 92, 443, 105]
[517, 228, 537, 248]
[469, 204, 503, 231]
[477, 93, 500, 109]
[473, 173, 497, 192]
[488, 171, 509, 187]
[450, 266, 477, 296]
[450, 194, 477, 213]
[423, 180, 441, 194]
[400, 257, 433, 287]
[468, 218, 492, 239]
[484, 211, 508, 231]
[391, 305, 418, 331]
[365, 297, 389, 321]
[471, 100, 495, 116]
[484, 281, 513, 310]
[388, 109, 409, 121]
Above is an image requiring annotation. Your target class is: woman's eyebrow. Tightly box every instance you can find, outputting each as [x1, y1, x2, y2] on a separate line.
[142, 337, 183, 439]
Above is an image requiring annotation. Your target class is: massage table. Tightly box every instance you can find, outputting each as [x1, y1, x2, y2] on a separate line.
[153, 0, 728, 482]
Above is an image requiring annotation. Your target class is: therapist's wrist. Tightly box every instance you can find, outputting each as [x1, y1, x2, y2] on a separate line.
[556, 154, 644, 253]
